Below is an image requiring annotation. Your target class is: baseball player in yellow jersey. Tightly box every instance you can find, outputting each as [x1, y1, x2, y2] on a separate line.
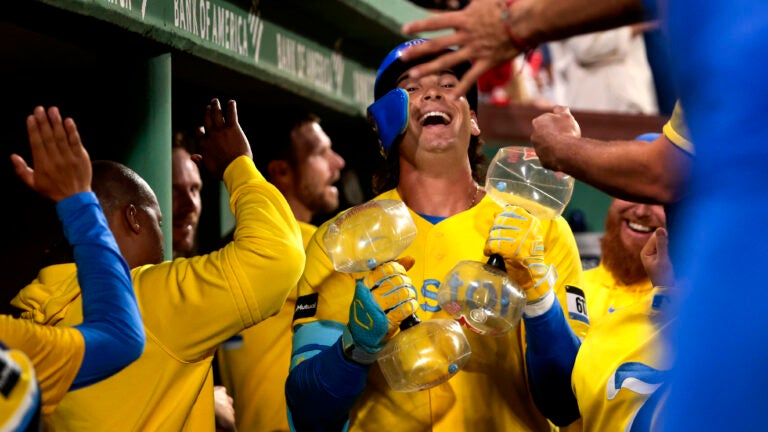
[573, 228, 675, 431]
[12, 99, 305, 431]
[583, 191, 667, 324]
[285, 38, 587, 431]
[520, 128, 687, 429]
[571, 129, 684, 431]
[1, 106, 144, 430]
[485, 207, 675, 432]
[216, 108, 345, 432]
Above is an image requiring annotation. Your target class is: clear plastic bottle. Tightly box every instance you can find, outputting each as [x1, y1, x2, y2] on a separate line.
[377, 318, 471, 392]
[323, 199, 472, 392]
[485, 146, 574, 219]
[438, 259, 526, 336]
[438, 146, 574, 337]
[324, 200, 417, 273]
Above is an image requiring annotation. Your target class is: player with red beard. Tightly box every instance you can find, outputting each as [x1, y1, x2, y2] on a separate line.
[584, 195, 667, 324]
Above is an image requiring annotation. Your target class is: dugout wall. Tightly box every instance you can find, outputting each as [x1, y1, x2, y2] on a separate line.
[1, 0, 666, 313]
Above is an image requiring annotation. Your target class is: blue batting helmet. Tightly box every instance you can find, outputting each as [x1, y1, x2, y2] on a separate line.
[373, 38, 478, 111]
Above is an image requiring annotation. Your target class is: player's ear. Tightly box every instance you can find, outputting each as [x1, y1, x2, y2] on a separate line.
[267, 160, 291, 181]
[125, 204, 141, 234]
[470, 111, 480, 136]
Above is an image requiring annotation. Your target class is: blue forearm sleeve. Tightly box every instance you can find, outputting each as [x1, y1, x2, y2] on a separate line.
[57, 192, 145, 390]
[524, 299, 581, 426]
[286, 338, 369, 432]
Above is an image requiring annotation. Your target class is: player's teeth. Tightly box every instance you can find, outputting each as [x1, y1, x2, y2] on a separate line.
[628, 221, 652, 232]
[419, 112, 450, 124]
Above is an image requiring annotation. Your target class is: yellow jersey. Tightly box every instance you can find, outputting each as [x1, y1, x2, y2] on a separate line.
[217, 220, 317, 432]
[582, 263, 654, 325]
[572, 287, 672, 431]
[13, 157, 305, 431]
[293, 190, 585, 431]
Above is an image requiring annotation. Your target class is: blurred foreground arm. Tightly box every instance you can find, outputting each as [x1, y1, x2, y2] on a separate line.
[401, 0, 648, 97]
[214, 385, 237, 432]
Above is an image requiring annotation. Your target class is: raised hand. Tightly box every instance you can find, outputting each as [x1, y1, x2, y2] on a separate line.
[401, 0, 523, 98]
[344, 257, 418, 364]
[530, 105, 582, 171]
[10, 106, 92, 202]
[484, 206, 557, 303]
[195, 99, 253, 180]
[531, 106, 581, 140]
[640, 228, 675, 288]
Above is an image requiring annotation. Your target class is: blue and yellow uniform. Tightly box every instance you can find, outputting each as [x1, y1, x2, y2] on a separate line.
[556, 105, 691, 431]
[216, 220, 316, 432]
[2, 191, 143, 429]
[572, 260, 671, 430]
[289, 190, 585, 431]
[572, 287, 673, 431]
[13, 157, 304, 431]
[565, 117, 683, 429]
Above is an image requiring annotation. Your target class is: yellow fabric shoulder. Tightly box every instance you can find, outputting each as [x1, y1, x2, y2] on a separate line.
[662, 101, 694, 155]
[582, 263, 654, 325]
[0, 316, 85, 416]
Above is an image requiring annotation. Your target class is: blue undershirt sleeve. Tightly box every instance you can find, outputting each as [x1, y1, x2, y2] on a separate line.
[57, 192, 145, 390]
[286, 338, 369, 432]
[524, 299, 582, 426]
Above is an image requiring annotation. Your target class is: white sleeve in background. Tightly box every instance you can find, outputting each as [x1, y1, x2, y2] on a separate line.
[549, 26, 659, 114]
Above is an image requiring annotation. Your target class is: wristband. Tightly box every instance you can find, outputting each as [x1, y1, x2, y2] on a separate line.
[499, 0, 537, 55]
[524, 288, 555, 318]
[341, 327, 378, 365]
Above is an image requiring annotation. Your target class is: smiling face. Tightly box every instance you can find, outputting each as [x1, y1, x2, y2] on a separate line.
[395, 69, 480, 159]
[600, 198, 667, 284]
[611, 199, 667, 252]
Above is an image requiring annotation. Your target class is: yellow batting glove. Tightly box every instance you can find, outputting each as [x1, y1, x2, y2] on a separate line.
[344, 257, 418, 364]
[362, 257, 418, 340]
[484, 206, 557, 304]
